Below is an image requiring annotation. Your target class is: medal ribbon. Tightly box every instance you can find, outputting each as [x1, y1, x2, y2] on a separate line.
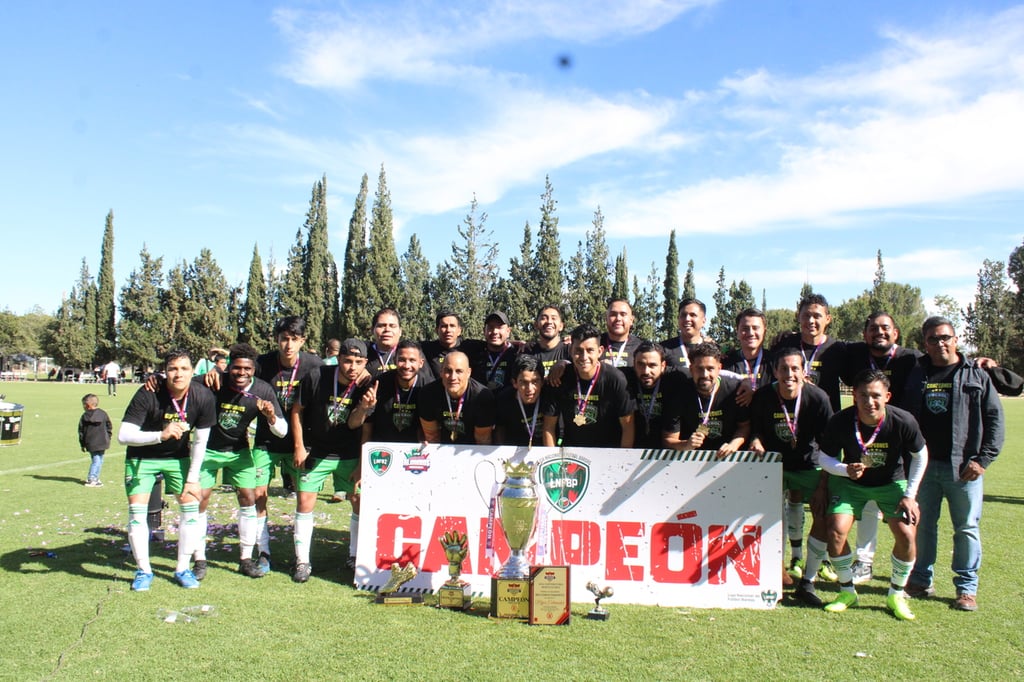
[487, 344, 511, 381]
[445, 389, 466, 440]
[640, 378, 661, 429]
[854, 411, 886, 461]
[170, 391, 188, 423]
[576, 364, 602, 421]
[516, 393, 540, 445]
[332, 367, 357, 420]
[230, 381, 256, 400]
[743, 348, 763, 382]
[801, 340, 823, 374]
[696, 378, 720, 426]
[869, 344, 898, 371]
[776, 385, 801, 442]
[374, 344, 396, 371]
[278, 357, 300, 404]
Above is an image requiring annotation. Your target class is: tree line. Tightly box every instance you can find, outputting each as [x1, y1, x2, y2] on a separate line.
[2, 168, 1020, 374]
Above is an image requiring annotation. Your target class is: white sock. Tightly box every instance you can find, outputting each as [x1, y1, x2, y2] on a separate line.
[890, 555, 914, 594]
[294, 511, 314, 565]
[239, 505, 258, 561]
[785, 500, 805, 560]
[804, 536, 828, 582]
[192, 511, 208, 561]
[855, 501, 880, 564]
[256, 515, 270, 555]
[349, 513, 360, 559]
[128, 504, 151, 574]
[176, 502, 201, 573]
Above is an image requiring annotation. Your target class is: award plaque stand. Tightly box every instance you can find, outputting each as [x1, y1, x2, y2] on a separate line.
[375, 592, 424, 606]
[529, 566, 570, 626]
[437, 581, 472, 610]
[489, 578, 531, 620]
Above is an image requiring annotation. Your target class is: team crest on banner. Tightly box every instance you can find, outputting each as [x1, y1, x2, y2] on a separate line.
[369, 448, 393, 476]
[539, 456, 590, 512]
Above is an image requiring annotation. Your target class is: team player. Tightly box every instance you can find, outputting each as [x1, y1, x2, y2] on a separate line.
[774, 293, 845, 410]
[470, 311, 520, 392]
[118, 349, 216, 591]
[662, 298, 709, 372]
[817, 369, 928, 621]
[495, 355, 546, 447]
[366, 308, 403, 377]
[363, 340, 430, 444]
[291, 339, 374, 581]
[421, 311, 485, 381]
[663, 342, 750, 457]
[525, 305, 569, 373]
[601, 299, 643, 371]
[418, 351, 496, 445]
[748, 347, 834, 605]
[195, 343, 286, 580]
[627, 342, 682, 449]
[723, 308, 773, 406]
[542, 324, 635, 448]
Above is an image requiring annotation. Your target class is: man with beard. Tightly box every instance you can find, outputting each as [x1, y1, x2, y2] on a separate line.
[748, 347, 834, 605]
[421, 311, 485, 382]
[663, 342, 749, 457]
[495, 355, 546, 447]
[627, 342, 682, 449]
[363, 340, 430, 444]
[662, 298, 709, 372]
[470, 311, 520, 392]
[525, 305, 569, 373]
[542, 324, 635, 448]
[418, 351, 496, 445]
[601, 299, 643, 372]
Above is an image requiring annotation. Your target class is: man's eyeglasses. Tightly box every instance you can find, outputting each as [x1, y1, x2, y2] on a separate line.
[926, 334, 955, 345]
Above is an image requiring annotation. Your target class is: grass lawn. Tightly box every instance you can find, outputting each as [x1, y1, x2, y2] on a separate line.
[1, 381, 1022, 681]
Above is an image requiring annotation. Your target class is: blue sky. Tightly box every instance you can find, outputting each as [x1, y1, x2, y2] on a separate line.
[2, 1, 1023, 327]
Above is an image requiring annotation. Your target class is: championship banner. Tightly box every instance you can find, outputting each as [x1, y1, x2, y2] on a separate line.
[356, 443, 783, 609]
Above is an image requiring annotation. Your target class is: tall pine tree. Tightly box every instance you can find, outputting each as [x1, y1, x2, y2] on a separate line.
[96, 210, 116, 361]
[340, 174, 369, 338]
[530, 176, 563, 310]
[279, 227, 307, 318]
[661, 230, 679, 337]
[682, 259, 696, 301]
[612, 249, 630, 301]
[433, 195, 498, 338]
[365, 165, 401, 322]
[240, 244, 270, 347]
[582, 208, 612, 326]
[302, 175, 332, 351]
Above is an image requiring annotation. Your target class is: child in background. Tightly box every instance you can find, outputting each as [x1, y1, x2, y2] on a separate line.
[79, 394, 112, 487]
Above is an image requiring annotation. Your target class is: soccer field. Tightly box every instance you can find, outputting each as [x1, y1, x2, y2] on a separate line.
[1, 381, 1021, 680]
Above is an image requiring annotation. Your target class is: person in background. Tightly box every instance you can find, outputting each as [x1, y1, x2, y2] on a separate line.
[79, 393, 112, 487]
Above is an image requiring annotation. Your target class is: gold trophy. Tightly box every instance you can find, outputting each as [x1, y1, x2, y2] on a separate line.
[375, 562, 422, 605]
[437, 531, 472, 610]
[490, 460, 540, 619]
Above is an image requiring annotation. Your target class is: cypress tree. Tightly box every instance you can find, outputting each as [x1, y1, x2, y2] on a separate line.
[399, 234, 432, 341]
[302, 175, 331, 351]
[531, 176, 563, 310]
[340, 174, 369, 338]
[582, 208, 612, 327]
[96, 210, 116, 361]
[239, 244, 270, 347]
[612, 249, 629, 302]
[661, 230, 679, 337]
[682, 259, 696, 301]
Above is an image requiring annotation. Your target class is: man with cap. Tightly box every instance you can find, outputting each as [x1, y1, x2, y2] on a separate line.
[290, 338, 374, 582]
[470, 311, 521, 393]
[418, 351, 496, 445]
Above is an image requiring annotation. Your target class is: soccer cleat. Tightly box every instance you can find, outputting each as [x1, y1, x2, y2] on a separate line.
[191, 560, 208, 581]
[904, 582, 936, 599]
[292, 562, 312, 583]
[823, 591, 858, 613]
[240, 558, 264, 578]
[954, 593, 978, 611]
[851, 560, 873, 585]
[793, 579, 823, 607]
[258, 552, 271, 575]
[817, 561, 839, 582]
[131, 570, 154, 592]
[787, 557, 805, 580]
[174, 569, 201, 589]
[330, 491, 346, 503]
[85, 480, 103, 487]
[887, 592, 916, 621]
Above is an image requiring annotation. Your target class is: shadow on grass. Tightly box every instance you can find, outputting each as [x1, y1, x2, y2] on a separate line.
[29, 474, 85, 485]
[984, 494, 1024, 505]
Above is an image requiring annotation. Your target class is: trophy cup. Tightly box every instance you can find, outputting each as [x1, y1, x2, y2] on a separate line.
[490, 460, 540, 619]
[585, 581, 614, 621]
[437, 531, 472, 610]
[375, 562, 422, 605]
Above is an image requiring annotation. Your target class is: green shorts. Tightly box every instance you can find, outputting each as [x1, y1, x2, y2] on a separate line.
[783, 468, 822, 501]
[297, 458, 358, 495]
[200, 447, 256, 489]
[827, 477, 908, 521]
[125, 458, 189, 497]
[251, 447, 295, 488]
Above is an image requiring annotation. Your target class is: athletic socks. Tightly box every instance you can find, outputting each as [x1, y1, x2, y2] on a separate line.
[256, 515, 270, 555]
[176, 502, 201, 573]
[889, 554, 914, 595]
[294, 511, 314, 565]
[128, 503, 151, 574]
[238, 505, 258, 560]
[855, 501, 880, 563]
[785, 500, 805, 561]
[831, 552, 856, 591]
[349, 513, 360, 559]
[192, 511, 208, 562]
[804, 536, 828, 582]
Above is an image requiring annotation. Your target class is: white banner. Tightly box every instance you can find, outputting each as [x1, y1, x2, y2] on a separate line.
[356, 444, 783, 609]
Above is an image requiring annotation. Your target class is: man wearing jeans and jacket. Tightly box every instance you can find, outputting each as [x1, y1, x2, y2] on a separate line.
[899, 316, 1004, 611]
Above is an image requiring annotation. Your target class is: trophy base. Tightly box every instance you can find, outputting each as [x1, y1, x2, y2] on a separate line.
[489, 577, 531, 620]
[586, 608, 610, 621]
[437, 582, 472, 610]
[375, 593, 424, 606]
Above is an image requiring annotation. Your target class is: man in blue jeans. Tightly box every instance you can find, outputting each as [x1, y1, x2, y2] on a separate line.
[899, 316, 1004, 611]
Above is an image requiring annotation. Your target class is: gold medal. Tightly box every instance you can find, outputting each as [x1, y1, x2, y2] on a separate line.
[695, 423, 710, 435]
[573, 413, 587, 426]
[450, 430, 456, 441]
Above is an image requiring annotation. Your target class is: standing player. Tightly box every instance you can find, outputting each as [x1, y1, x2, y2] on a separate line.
[363, 340, 430, 444]
[817, 370, 928, 620]
[601, 299, 643, 371]
[470, 311, 520, 392]
[723, 308, 773, 406]
[421, 311, 484, 382]
[418, 351, 496, 445]
[773, 293, 845, 410]
[525, 305, 569, 373]
[495, 355, 546, 447]
[118, 350, 216, 591]
[366, 308, 403, 377]
[662, 298, 709, 372]
[291, 339, 373, 581]
[627, 342, 681, 449]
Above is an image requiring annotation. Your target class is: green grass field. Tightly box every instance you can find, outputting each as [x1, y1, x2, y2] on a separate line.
[1, 381, 1022, 681]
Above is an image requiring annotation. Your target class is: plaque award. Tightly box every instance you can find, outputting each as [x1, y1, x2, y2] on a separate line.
[375, 563, 423, 605]
[490, 460, 539, 619]
[529, 566, 571, 625]
[585, 581, 614, 621]
[437, 531, 472, 610]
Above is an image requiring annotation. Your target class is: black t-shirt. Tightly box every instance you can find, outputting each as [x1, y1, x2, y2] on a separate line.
[819, 405, 926, 487]
[722, 348, 774, 391]
[541, 364, 634, 447]
[839, 343, 920, 405]
[626, 371, 684, 449]
[122, 385, 217, 459]
[661, 335, 702, 373]
[207, 377, 284, 452]
[421, 338, 486, 382]
[295, 366, 368, 460]
[749, 382, 833, 471]
[525, 341, 570, 375]
[469, 343, 521, 392]
[600, 333, 643, 372]
[494, 386, 544, 447]
[367, 370, 430, 443]
[663, 375, 750, 451]
[417, 378, 497, 444]
[365, 343, 399, 379]
[916, 362, 959, 462]
[773, 336, 845, 410]
[254, 351, 323, 452]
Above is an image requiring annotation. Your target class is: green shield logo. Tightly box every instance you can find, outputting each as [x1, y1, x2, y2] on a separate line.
[539, 457, 590, 513]
[369, 448, 393, 476]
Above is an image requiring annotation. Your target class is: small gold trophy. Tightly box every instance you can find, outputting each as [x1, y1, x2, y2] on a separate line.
[437, 531, 472, 610]
[585, 581, 614, 621]
[375, 562, 423, 605]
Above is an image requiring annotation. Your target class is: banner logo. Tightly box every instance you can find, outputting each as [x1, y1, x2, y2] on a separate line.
[539, 456, 590, 512]
[402, 447, 431, 474]
[369, 448, 393, 476]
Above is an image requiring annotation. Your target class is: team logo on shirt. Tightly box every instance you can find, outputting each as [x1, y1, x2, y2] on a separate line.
[925, 386, 950, 414]
[539, 456, 590, 513]
[369, 448, 394, 476]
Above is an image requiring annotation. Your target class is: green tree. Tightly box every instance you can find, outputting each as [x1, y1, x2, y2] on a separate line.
[564, 240, 587, 328]
[302, 175, 332, 351]
[180, 249, 231, 359]
[682, 259, 696, 301]
[612, 249, 629, 301]
[279, 227, 307, 318]
[398, 234, 433, 341]
[161, 261, 187, 357]
[708, 267, 729, 343]
[531, 176, 563, 310]
[765, 307, 798, 337]
[632, 263, 660, 341]
[96, 210, 117, 362]
[239, 244, 271, 347]
[965, 259, 1013, 363]
[433, 195, 498, 338]
[364, 165, 401, 326]
[52, 260, 98, 367]
[932, 294, 964, 334]
[661, 230, 679, 337]
[118, 246, 164, 371]
[582, 208, 613, 327]
[493, 223, 534, 337]
[340, 173, 369, 338]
